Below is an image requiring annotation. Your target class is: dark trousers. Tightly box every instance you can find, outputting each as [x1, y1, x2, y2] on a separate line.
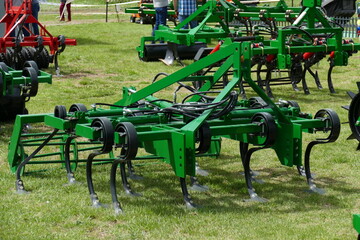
[152, 7, 167, 36]
[60, 2, 71, 21]
[24, 3, 40, 36]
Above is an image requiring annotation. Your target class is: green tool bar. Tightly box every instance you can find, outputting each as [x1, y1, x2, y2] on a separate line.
[237, 12, 298, 19]
[252, 44, 360, 55]
[228, 107, 293, 118]
[125, 8, 176, 15]
[12, 75, 52, 85]
[210, 123, 261, 135]
[20, 132, 66, 138]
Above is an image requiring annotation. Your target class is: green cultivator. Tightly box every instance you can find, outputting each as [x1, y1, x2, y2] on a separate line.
[8, 39, 345, 214]
[0, 61, 51, 121]
[6, 0, 360, 214]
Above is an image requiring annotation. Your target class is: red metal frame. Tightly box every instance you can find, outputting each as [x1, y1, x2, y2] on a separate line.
[0, 0, 76, 56]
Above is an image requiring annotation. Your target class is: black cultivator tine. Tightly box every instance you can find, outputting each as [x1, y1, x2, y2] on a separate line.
[302, 68, 311, 95]
[327, 62, 336, 94]
[242, 147, 268, 202]
[180, 177, 197, 209]
[119, 162, 141, 197]
[15, 129, 59, 194]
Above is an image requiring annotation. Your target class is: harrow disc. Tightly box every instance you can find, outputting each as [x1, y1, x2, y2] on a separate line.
[115, 122, 138, 160]
[35, 48, 50, 69]
[5, 48, 14, 67]
[348, 93, 360, 141]
[91, 117, 114, 154]
[14, 49, 27, 70]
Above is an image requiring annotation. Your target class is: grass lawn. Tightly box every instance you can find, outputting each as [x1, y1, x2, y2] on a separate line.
[0, 2, 360, 239]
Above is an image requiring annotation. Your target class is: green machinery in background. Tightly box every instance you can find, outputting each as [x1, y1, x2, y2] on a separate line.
[0, 61, 51, 122]
[134, 0, 358, 97]
[6, 0, 360, 217]
[126, 0, 177, 25]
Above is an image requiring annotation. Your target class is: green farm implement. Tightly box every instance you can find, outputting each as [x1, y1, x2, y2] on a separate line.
[8, 38, 346, 214]
[6, 0, 360, 214]
[126, 0, 177, 25]
[136, 0, 358, 96]
[0, 61, 51, 121]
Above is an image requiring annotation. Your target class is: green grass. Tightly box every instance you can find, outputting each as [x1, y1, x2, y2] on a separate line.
[1, 6, 360, 240]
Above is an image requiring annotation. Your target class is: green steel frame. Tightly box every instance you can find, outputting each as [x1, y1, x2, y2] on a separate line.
[7, 37, 345, 212]
[0, 61, 52, 121]
[6, 0, 360, 214]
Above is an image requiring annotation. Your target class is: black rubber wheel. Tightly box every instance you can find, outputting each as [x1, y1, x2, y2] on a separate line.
[69, 103, 88, 113]
[314, 109, 340, 142]
[0, 62, 9, 72]
[251, 112, 277, 147]
[35, 48, 50, 69]
[91, 117, 114, 154]
[24, 61, 39, 75]
[287, 100, 300, 108]
[130, 16, 136, 23]
[0, 53, 7, 63]
[22, 67, 38, 97]
[25, 47, 36, 61]
[195, 122, 211, 154]
[54, 105, 67, 119]
[349, 93, 360, 142]
[40, 48, 50, 69]
[249, 97, 268, 108]
[114, 122, 138, 160]
[14, 48, 27, 70]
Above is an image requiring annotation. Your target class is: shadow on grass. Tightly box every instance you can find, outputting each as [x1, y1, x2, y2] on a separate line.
[8, 147, 360, 217]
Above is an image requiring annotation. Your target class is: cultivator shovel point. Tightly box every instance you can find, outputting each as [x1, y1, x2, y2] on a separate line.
[8, 38, 343, 213]
[0, 0, 77, 73]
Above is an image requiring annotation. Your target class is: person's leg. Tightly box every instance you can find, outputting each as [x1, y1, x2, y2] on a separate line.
[178, 15, 189, 29]
[60, 3, 65, 21]
[67, 3, 71, 21]
[153, 8, 161, 36]
[189, 19, 197, 29]
[158, 6, 167, 26]
[32, 3, 40, 35]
